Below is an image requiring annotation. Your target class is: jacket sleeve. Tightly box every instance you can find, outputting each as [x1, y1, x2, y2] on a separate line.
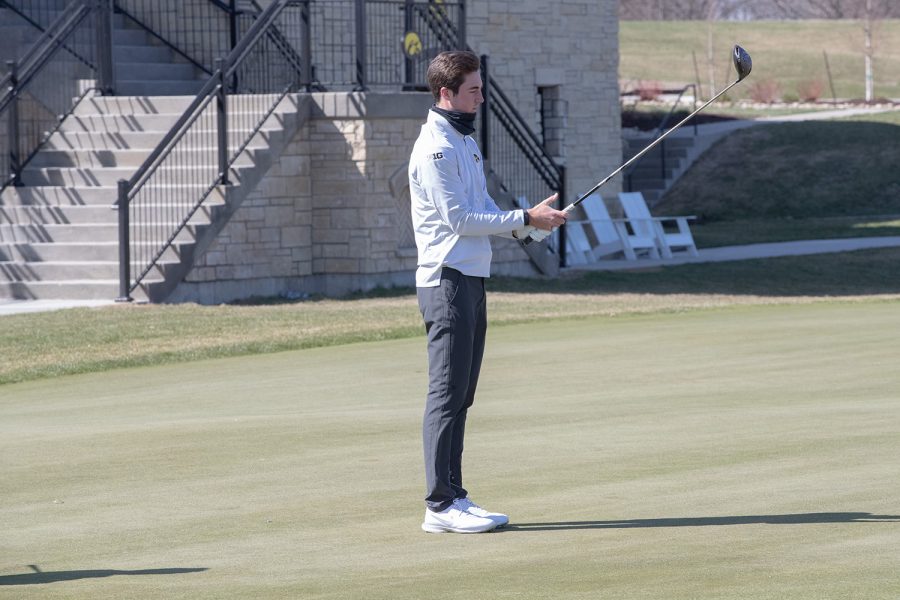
[418, 146, 523, 236]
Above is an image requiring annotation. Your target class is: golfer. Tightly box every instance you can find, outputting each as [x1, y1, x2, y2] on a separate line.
[409, 50, 567, 534]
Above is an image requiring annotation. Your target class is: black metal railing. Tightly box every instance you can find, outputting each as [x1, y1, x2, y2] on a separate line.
[111, 0, 257, 77]
[0, 0, 114, 190]
[624, 83, 697, 192]
[0, 0, 79, 35]
[115, 0, 307, 300]
[306, 0, 465, 90]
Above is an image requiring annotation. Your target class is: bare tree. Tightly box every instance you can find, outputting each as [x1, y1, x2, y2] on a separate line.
[622, 0, 900, 19]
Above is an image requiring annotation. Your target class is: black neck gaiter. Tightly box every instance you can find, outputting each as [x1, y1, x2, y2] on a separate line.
[431, 105, 477, 136]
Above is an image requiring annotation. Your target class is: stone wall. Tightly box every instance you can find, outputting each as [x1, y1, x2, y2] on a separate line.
[468, 0, 622, 205]
[172, 92, 537, 303]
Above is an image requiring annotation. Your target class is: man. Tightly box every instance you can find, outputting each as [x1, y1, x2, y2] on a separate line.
[409, 50, 567, 534]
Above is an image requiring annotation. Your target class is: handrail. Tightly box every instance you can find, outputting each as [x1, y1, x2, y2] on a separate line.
[624, 83, 697, 193]
[116, 0, 307, 301]
[1, 1, 105, 190]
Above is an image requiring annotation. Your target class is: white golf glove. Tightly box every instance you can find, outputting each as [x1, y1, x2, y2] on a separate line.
[528, 228, 553, 242]
[513, 226, 535, 240]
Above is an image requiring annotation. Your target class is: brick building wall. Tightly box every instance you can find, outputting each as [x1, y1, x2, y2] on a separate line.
[467, 0, 622, 203]
[169, 1, 620, 302]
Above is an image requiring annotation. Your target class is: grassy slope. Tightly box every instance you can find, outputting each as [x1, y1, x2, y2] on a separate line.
[660, 119, 900, 220]
[650, 109, 900, 246]
[2, 302, 899, 599]
[620, 20, 900, 101]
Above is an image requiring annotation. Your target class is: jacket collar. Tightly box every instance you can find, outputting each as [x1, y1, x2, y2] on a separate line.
[427, 109, 468, 140]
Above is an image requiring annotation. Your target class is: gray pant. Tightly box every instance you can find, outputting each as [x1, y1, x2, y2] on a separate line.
[417, 267, 487, 513]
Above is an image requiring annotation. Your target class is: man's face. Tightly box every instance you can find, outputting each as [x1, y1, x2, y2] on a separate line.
[439, 70, 483, 114]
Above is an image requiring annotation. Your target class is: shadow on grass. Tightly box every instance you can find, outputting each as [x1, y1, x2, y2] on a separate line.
[0, 565, 208, 586]
[503, 512, 900, 532]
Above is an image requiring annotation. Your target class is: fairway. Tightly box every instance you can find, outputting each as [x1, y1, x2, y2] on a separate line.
[2, 301, 900, 599]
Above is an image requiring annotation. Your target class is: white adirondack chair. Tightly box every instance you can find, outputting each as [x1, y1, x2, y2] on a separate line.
[580, 194, 659, 260]
[564, 221, 593, 265]
[617, 192, 699, 258]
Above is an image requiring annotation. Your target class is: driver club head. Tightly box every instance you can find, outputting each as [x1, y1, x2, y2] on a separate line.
[733, 45, 752, 81]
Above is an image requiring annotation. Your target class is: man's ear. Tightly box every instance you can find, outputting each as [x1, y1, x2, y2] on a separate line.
[439, 86, 454, 102]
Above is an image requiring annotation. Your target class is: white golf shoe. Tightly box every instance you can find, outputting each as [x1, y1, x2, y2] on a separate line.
[421, 501, 498, 534]
[454, 497, 509, 527]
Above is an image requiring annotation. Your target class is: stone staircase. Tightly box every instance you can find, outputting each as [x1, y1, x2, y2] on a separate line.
[621, 134, 694, 207]
[0, 1, 207, 96]
[0, 94, 309, 301]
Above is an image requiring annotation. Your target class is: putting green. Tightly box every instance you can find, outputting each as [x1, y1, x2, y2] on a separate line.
[2, 301, 900, 599]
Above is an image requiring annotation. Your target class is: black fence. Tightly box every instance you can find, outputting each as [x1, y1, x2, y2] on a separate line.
[307, 0, 465, 90]
[0, 0, 110, 188]
[113, 0, 257, 76]
[116, 0, 307, 299]
[0, 0, 79, 34]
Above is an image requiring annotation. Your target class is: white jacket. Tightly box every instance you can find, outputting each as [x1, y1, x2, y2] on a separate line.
[409, 110, 524, 287]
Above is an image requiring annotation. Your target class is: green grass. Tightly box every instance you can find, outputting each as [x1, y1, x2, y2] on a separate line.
[3, 249, 900, 386]
[649, 111, 900, 245]
[620, 20, 900, 101]
[661, 120, 900, 221]
[2, 300, 900, 598]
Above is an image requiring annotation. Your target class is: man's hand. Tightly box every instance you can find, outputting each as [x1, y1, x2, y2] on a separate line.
[526, 193, 567, 230]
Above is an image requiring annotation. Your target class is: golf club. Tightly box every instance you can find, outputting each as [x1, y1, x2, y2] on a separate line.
[523, 44, 752, 245]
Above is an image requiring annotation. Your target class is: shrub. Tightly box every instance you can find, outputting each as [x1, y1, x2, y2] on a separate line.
[636, 80, 662, 101]
[748, 78, 781, 104]
[797, 79, 825, 102]
[782, 92, 799, 103]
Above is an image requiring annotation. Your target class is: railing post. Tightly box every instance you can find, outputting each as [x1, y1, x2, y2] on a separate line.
[7, 60, 22, 187]
[215, 59, 230, 186]
[480, 54, 489, 161]
[95, 0, 115, 95]
[228, 0, 238, 51]
[403, 0, 414, 89]
[354, 0, 367, 90]
[457, 0, 466, 49]
[558, 165, 567, 268]
[301, 0, 312, 91]
[116, 179, 133, 302]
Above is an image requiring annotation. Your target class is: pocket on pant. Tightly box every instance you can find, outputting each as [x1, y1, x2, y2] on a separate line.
[440, 267, 462, 304]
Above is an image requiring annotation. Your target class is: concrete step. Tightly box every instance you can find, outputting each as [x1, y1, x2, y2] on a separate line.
[115, 61, 199, 81]
[0, 242, 192, 264]
[46, 128, 285, 150]
[2, 186, 118, 206]
[62, 113, 185, 133]
[625, 179, 666, 190]
[28, 145, 267, 168]
[1, 260, 123, 281]
[74, 96, 194, 116]
[0, 221, 208, 246]
[627, 166, 679, 178]
[20, 163, 250, 187]
[0, 197, 227, 224]
[1, 185, 226, 206]
[113, 28, 150, 46]
[0, 279, 154, 301]
[113, 44, 173, 63]
[115, 80, 207, 96]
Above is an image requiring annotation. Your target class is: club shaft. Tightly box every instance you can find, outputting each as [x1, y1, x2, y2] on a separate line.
[569, 76, 743, 209]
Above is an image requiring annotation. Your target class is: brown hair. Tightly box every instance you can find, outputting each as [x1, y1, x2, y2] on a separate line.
[426, 51, 480, 102]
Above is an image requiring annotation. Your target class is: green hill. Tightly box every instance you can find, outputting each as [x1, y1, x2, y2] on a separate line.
[654, 111, 900, 246]
[620, 20, 900, 101]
